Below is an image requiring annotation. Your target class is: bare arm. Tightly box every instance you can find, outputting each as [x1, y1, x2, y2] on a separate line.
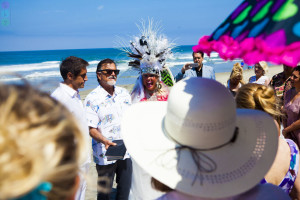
[290, 154, 300, 199]
[89, 127, 116, 149]
[282, 119, 300, 137]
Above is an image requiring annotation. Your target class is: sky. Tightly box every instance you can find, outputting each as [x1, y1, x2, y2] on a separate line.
[0, 0, 242, 52]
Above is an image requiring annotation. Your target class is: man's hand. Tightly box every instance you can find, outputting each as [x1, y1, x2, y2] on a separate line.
[89, 127, 117, 149]
[104, 139, 117, 150]
[181, 63, 193, 74]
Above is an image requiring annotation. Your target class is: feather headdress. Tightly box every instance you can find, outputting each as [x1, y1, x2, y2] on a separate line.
[121, 19, 175, 75]
[119, 19, 175, 103]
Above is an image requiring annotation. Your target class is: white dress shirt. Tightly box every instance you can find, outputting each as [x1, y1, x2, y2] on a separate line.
[51, 83, 91, 164]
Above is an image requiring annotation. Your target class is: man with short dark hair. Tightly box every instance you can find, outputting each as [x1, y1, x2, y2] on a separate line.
[175, 51, 215, 81]
[84, 58, 132, 200]
[51, 56, 90, 200]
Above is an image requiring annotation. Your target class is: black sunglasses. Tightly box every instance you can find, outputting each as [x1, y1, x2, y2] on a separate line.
[98, 69, 120, 76]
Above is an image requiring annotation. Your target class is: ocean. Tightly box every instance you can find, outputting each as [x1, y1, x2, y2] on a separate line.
[0, 45, 244, 92]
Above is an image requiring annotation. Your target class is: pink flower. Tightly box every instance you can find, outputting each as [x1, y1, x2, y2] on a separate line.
[193, 36, 213, 56]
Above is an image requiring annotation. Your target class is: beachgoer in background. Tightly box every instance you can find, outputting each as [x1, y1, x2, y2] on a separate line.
[51, 56, 91, 200]
[175, 51, 215, 82]
[283, 65, 300, 148]
[121, 77, 288, 200]
[0, 84, 86, 200]
[227, 62, 245, 96]
[269, 64, 294, 102]
[236, 83, 300, 199]
[84, 58, 132, 200]
[248, 61, 270, 85]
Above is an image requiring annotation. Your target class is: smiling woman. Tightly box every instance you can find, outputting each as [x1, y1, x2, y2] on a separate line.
[248, 61, 270, 85]
[139, 72, 169, 102]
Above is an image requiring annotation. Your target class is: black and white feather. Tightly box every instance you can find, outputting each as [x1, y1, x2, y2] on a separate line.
[119, 19, 175, 71]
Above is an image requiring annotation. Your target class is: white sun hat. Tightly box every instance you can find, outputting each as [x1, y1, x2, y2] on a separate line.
[121, 77, 278, 199]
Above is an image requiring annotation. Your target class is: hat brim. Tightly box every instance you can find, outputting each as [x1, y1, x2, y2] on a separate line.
[121, 101, 278, 198]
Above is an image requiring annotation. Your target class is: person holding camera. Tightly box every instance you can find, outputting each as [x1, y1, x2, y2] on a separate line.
[175, 50, 215, 82]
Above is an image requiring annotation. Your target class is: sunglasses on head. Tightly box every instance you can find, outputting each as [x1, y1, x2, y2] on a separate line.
[98, 69, 120, 76]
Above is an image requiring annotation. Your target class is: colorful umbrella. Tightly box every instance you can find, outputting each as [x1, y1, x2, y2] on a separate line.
[193, 0, 300, 67]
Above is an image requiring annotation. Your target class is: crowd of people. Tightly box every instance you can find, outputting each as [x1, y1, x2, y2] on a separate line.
[1, 28, 300, 200]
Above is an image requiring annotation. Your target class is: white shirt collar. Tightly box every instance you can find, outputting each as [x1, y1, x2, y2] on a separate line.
[59, 83, 78, 98]
[98, 84, 120, 97]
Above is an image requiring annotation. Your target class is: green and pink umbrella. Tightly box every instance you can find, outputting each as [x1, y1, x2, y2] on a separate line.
[193, 0, 300, 67]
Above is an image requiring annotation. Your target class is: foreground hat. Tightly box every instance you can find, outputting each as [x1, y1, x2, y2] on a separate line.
[121, 77, 278, 199]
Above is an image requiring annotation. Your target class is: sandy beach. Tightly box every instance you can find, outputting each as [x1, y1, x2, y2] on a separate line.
[82, 64, 284, 200]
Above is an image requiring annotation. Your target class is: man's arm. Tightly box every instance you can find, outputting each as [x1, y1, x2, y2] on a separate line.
[175, 63, 193, 82]
[89, 127, 116, 150]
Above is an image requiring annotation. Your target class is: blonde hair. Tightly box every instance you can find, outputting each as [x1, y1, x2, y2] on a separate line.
[0, 84, 85, 200]
[229, 63, 245, 84]
[258, 61, 269, 74]
[236, 83, 282, 120]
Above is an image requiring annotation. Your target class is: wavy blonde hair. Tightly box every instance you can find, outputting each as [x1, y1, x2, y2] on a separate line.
[0, 84, 86, 200]
[229, 63, 245, 85]
[235, 83, 282, 120]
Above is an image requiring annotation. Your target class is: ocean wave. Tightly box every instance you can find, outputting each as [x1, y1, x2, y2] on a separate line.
[0, 76, 23, 82]
[209, 52, 219, 58]
[25, 71, 60, 79]
[0, 61, 60, 73]
[89, 61, 99, 65]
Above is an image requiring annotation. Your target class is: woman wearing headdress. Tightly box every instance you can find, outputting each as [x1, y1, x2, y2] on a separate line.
[0, 83, 86, 200]
[236, 83, 300, 199]
[227, 62, 245, 96]
[121, 20, 175, 199]
[131, 62, 170, 103]
[248, 61, 270, 85]
[121, 20, 175, 104]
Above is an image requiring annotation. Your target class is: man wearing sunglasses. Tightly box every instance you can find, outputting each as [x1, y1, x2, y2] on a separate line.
[51, 56, 91, 200]
[84, 58, 132, 200]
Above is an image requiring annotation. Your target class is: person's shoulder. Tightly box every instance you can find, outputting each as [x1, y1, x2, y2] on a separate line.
[249, 75, 256, 82]
[51, 86, 61, 97]
[262, 75, 270, 81]
[285, 88, 295, 101]
[51, 86, 69, 103]
[116, 86, 130, 95]
[235, 184, 290, 200]
[262, 75, 269, 79]
[85, 86, 100, 101]
[272, 71, 284, 79]
[203, 65, 214, 70]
